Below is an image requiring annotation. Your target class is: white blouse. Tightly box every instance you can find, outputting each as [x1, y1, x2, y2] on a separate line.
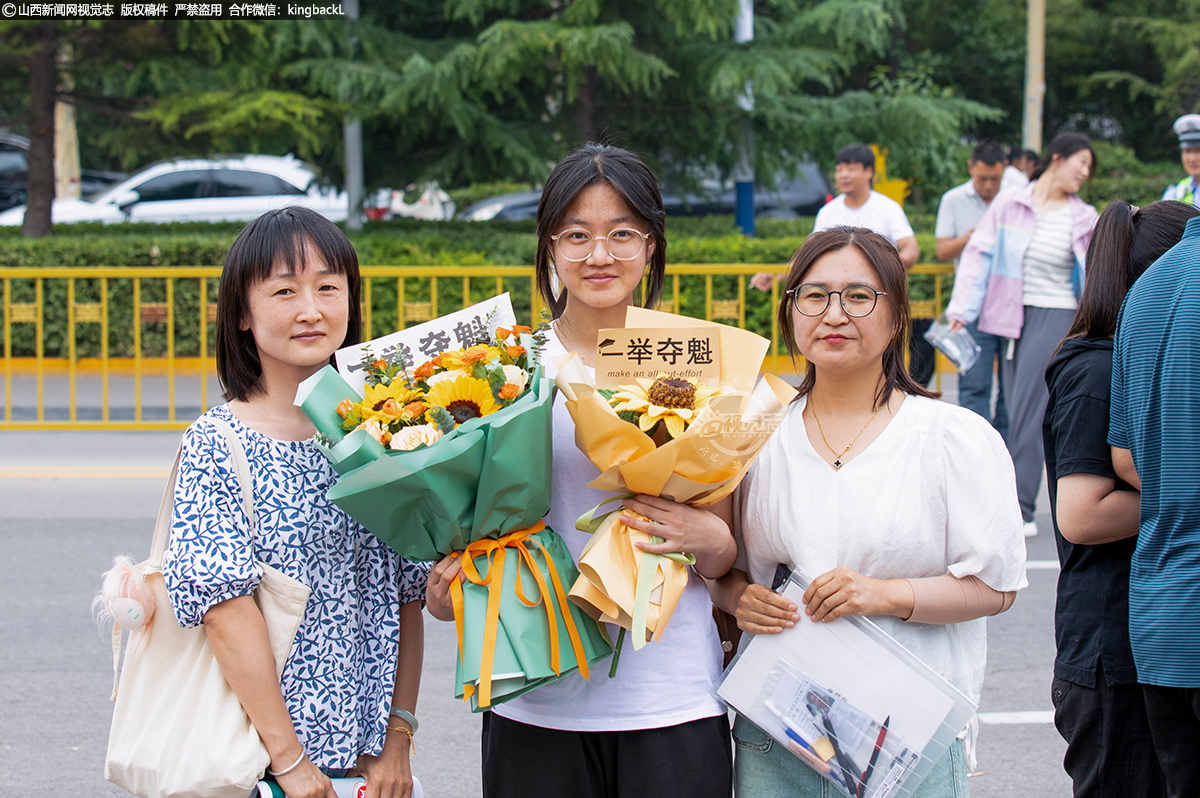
[735, 394, 1028, 711]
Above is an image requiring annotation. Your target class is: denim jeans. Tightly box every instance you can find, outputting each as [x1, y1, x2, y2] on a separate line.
[732, 714, 969, 798]
[957, 320, 1007, 440]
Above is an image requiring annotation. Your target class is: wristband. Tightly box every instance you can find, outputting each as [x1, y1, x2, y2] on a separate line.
[389, 706, 419, 734]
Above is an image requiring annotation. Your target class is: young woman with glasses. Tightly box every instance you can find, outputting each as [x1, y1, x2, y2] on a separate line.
[711, 226, 1028, 797]
[425, 143, 736, 797]
[1042, 200, 1199, 798]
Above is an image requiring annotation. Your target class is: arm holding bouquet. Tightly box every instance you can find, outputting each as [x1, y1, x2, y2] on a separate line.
[623, 494, 736, 578]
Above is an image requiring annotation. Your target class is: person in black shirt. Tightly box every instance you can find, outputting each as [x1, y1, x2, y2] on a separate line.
[1043, 199, 1199, 797]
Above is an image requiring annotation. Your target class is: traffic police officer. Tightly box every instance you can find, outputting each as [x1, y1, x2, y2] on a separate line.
[1163, 113, 1200, 205]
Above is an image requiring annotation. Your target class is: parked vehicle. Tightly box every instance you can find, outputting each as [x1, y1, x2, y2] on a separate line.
[363, 182, 456, 221]
[0, 153, 347, 226]
[0, 133, 127, 213]
[458, 162, 833, 221]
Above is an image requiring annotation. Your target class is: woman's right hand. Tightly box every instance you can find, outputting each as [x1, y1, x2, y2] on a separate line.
[947, 317, 965, 334]
[734, 582, 802, 635]
[425, 554, 463, 622]
[274, 757, 337, 798]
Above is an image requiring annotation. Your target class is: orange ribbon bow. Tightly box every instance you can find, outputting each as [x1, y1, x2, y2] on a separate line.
[449, 521, 592, 708]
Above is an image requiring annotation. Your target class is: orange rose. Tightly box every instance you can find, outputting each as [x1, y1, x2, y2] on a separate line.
[413, 361, 435, 381]
[496, 327, 512, 340]
[372, 359, 387, 370]
[336, 398, 355, 418]
[504, 345, 526, 358]
[510, 325, 531, 336]
[461, 345, 491, 365]
[376, 398, 404, 421]
[498, 383, 519, 401]
[404, 401, 427, 419]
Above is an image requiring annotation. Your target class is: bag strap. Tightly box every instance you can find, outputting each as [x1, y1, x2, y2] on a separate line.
[114, 414, 258, 701]
[148, 414, 256, 566]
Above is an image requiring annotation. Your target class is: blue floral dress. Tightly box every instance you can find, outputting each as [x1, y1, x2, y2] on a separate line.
[164, 405, 430, 769]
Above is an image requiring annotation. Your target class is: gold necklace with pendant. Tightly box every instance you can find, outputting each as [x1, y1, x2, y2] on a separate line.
[808, 399, 885, 470]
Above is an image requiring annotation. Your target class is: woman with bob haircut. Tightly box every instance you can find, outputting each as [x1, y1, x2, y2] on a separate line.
[946, 132, 1100, 538]
[711, 226, 1027, 797]
[426, 142, 736, 797]
[1042, 200, 1198, 797]
[166, 207, 429, 798]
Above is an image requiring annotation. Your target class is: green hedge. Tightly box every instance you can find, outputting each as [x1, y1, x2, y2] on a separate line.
[1, 219, 948, 358]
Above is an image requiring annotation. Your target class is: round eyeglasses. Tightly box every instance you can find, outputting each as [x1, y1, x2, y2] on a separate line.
[549, 228, 651, 262]
[787, 283, 887, 317]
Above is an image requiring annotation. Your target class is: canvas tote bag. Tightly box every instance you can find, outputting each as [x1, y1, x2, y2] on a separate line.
[105, 416, 311, 798]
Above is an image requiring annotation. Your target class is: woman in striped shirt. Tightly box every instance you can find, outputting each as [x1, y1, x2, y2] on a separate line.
[945, 133, 1099, 538]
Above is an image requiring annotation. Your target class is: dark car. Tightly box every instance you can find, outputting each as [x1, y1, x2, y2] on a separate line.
[459, 162, 832, 222]
[0, 133, 127, 213]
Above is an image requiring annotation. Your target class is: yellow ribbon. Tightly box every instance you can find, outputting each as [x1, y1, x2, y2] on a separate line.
[449, 521, 592, 709]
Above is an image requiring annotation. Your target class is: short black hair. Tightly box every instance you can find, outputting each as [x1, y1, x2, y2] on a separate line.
[535, 142, 667, 319]
[216, 207, 362, 402]
[970, 141, 1006, 167]
[835, 144, 876, 174]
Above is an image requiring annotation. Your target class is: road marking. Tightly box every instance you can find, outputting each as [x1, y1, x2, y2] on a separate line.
[1026, 560, 1060, 570]
[978, 710, 1055, 725]
[0, 467, 169, 479]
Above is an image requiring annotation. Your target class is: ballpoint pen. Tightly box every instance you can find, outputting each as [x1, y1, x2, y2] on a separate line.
[806, 698, 860, 796]
[857, 715, 890, 798]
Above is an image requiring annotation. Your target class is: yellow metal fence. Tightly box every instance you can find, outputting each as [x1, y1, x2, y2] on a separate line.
[0, 264, 955, 430]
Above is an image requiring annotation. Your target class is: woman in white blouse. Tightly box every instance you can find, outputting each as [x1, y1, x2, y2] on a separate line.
[712, 227, 1027, 798]
[945, 133, 1099, 537]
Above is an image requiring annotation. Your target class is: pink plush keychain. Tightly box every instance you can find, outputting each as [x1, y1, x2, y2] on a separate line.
[96, 556, 157, 699]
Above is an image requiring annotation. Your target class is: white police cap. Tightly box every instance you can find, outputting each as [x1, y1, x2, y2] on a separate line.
[1174, 114, 1200, 148]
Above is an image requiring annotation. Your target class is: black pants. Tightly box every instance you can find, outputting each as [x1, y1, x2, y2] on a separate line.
[1051, 673, 1165, 797]
[481, 712, 732, 798]
[908, 319, 936, 387]
[1142, 683, 1200, 798]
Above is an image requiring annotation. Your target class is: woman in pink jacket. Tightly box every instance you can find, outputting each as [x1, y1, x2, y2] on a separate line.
[947, 133, 1098, 537]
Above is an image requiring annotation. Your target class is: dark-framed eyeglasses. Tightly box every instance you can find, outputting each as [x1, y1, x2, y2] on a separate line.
[549, 228, 651, 262]
[786, 283, 887, 317]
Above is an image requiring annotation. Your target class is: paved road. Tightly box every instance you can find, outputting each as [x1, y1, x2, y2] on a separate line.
[0, 420, 1070, 797]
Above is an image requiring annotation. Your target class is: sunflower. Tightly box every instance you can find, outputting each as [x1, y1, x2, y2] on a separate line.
[360, 380, 425, 423]
[609, 373, 723, 439]
[425, 375, 500, 425]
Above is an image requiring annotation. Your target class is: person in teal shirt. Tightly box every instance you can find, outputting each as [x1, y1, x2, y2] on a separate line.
[1161, 114, 1200, 205]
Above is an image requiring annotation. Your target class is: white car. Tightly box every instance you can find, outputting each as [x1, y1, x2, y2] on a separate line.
[0, 154, 348, 226]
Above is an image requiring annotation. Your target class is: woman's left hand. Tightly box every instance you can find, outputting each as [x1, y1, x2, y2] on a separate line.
[802, 566, 913, 623]
[621, 495, 730, 557]
[353, 741, 413, 798]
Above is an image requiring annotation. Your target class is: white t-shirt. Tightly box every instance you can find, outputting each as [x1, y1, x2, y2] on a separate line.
[813, 191, 915, 245]
[1022, 204, 1077, 309]
[734, 395, 1027, 715]
[494, 328, 726, 732]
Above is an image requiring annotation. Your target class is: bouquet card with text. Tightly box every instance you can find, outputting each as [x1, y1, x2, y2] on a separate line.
[717, 572, 975, 798]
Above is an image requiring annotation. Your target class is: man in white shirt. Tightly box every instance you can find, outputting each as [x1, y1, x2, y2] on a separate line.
[935, 141, 1009, 437]
[813, 144, 919, 267]
[812, 144, 935, 383]
[1002, 146, 1032, 194]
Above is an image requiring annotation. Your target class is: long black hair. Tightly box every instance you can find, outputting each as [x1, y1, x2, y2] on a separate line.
[1066, 199, 1200, 341]
[534, 142, 667, 319]
[1030, 132, 1095, 182]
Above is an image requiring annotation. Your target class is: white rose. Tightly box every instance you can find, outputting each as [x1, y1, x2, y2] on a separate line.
[501, 365, 529, 395]
[426, 371, 458, 386]
[389, 423, 444, 451]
